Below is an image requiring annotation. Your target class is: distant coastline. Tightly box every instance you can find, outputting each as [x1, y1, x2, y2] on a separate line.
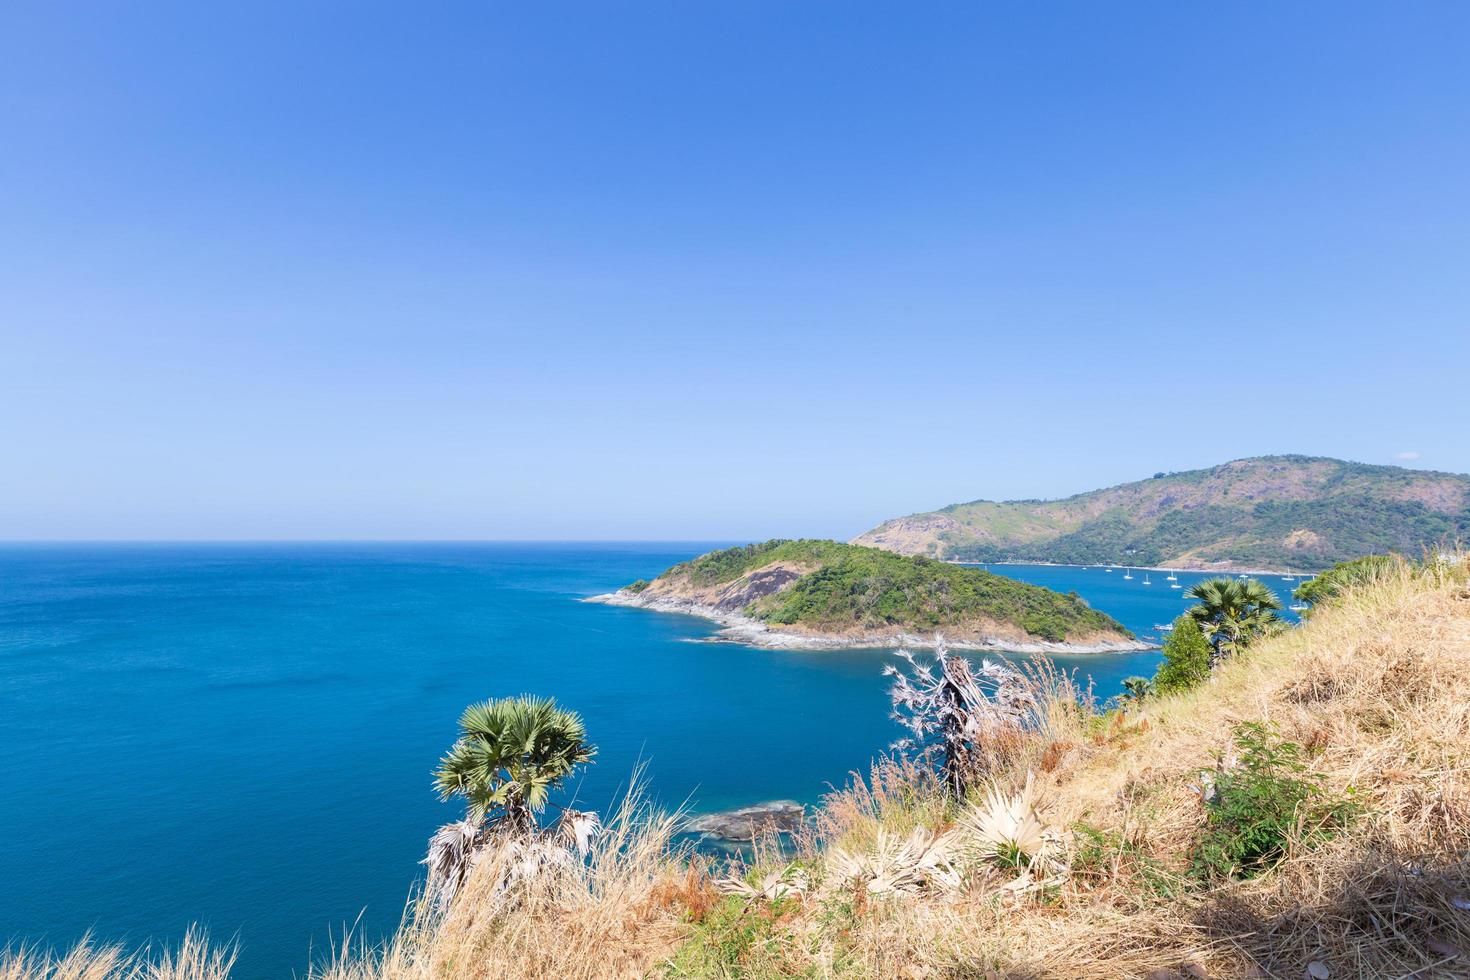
[855, 457, 1470, 574]
[948, 559, 1311, 578]
[585, 589, 1155, 655]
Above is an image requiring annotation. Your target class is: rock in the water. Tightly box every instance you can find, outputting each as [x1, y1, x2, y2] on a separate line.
[686, 801, 805, 840]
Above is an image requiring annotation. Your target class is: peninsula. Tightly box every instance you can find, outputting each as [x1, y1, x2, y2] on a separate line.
[856, 455, 1470, 572]
[589, 539, 1144, 653]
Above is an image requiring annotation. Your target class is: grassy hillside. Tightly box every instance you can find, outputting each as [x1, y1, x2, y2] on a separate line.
[637, 539, 1130, 643]
[23, 553, 1470, 978]
[855, 455, 1470, 570]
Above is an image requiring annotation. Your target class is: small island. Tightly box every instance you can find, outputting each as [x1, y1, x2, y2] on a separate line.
[589, 539, 1147, 653]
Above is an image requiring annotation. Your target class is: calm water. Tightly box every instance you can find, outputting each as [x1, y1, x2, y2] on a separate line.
[0, 543, 1302, 977]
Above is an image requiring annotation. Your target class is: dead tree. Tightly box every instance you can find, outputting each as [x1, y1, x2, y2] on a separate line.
[885, 637, 1039, 796]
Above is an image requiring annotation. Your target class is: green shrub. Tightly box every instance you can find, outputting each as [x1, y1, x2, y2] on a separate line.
[1072, 823, 1188, 899]
[1151, 616, 1212, 695]
[665, 894, 797, 976]
[625, 578, 651, 594]
[1189, 723, 1358, 881]
[1293, 554, 1402, 609]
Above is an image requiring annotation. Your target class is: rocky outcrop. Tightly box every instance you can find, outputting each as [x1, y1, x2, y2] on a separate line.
[685, 801, 806, 841]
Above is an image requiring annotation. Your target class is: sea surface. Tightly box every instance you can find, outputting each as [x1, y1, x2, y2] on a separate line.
[0, 543, 1304, 977]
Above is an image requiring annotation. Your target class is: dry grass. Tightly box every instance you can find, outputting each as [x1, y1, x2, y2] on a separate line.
[769, 554, 1470, 979]
[313, 781, 694, 980]
[9, 558, 1469, 978]
[0, 931, 233, 980]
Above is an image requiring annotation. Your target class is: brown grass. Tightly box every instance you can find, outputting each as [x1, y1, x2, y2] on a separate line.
[775, 554, 1470, 979]
[314, 782, 691, 980]
[8, 558, 1469, 978]
[0, 931, 233, 980]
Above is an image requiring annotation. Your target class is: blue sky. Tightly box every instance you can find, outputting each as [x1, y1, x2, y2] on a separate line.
[2, 2, 1467, 540]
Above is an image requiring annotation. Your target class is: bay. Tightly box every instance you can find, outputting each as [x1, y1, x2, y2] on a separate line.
[0, 543, 1301, 977]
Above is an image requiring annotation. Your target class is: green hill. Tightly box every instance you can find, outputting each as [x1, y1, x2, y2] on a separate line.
[614, 539, 1133, 648]
[854, 456, 1470, 571]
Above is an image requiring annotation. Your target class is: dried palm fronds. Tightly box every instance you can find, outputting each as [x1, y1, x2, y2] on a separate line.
[955, 771, 1068, 893]
[824, 826, 965, 896]
[714, 864, 809, 901]
[555, 808, 602, 857]
[814, 772, 1068, 900]
[422, 807, 603, 910]
[422, 818, 484, 910]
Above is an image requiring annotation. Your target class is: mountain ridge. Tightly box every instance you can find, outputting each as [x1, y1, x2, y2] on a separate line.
[854, 455, 1470, 571]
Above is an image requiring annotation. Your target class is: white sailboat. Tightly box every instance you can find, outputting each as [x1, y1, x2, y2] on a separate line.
[1143, 572, 1151, 586]
[1170, 578, 1182, 589]
[1123, 567, 1133, 580]
[1165, 569, 1177, 581]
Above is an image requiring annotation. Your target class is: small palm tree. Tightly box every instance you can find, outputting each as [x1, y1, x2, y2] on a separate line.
[1120, 676, 1152, 704]
[434, 695, 596, 832]
[424, 696, 598, 908]
[1186, 578, 1283, 668]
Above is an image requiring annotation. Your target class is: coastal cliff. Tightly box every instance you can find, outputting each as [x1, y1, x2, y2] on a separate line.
[589, 539, 1145, 653]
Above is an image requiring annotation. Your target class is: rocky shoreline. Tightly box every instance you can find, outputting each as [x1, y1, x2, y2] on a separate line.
[585, 590, 1154, 654]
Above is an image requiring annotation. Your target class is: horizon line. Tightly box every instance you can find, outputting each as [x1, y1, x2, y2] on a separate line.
[0, 537, 766, 545]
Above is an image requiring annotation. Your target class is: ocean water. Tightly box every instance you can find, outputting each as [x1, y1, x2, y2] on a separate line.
[0, 543, 1302, 977]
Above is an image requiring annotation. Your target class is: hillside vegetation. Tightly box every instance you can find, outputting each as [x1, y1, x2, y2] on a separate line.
[854, 455, 1470, 571]
[630, 539, 1130, 644]
[17, 553, 1469, 978]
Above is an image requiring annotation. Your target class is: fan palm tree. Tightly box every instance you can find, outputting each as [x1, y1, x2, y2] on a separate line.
[1120, 676, 1152, 704]
[434, 695, 596, 832]
[1186, 578, 1283, 668]
[424, 696, 598, 908]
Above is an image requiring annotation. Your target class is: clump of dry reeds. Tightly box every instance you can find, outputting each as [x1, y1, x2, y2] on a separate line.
[313, 778, 694, 980]
[0, 931, 233, 980]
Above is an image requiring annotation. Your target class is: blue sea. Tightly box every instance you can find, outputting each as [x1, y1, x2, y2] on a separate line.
[0, 543, 1302, 977]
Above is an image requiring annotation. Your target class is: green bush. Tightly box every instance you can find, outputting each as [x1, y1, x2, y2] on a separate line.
[1072, 823, 1187, 899]
[625, 578, 651, 594]
[1293, 554, 1402, 609]
[1151, 616, 1212, 694]
[1189, 723, 1358, 881]
[666, 894, 797, 976]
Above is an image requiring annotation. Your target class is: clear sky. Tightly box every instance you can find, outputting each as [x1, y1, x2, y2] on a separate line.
[2, 3, 1467, 540]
